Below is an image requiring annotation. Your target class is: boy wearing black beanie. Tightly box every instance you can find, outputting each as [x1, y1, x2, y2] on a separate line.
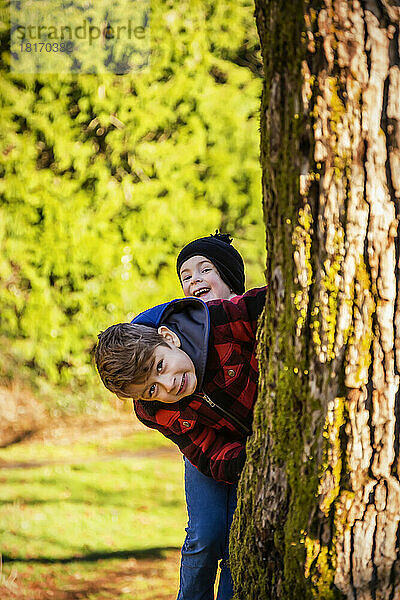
[97, 232, 258, 600]
[177, 231, 245, 302]
[175, 231, 244, 600]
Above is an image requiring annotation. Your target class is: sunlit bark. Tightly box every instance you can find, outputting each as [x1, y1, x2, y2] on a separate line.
[231, 1, 400, 598]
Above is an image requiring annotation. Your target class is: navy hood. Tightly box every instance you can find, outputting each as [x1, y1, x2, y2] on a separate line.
[131, 298, 210, 391]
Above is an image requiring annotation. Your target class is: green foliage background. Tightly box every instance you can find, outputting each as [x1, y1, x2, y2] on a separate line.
[0, 1, 265, 410]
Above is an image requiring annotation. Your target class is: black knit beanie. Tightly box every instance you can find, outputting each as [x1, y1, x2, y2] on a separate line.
[176, 231, 245, 295]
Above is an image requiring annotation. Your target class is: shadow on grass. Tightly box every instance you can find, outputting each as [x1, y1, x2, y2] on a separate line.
[2, 546, 180, 564]
[0, 446, 178, 470]
[0, 497, 182, 509]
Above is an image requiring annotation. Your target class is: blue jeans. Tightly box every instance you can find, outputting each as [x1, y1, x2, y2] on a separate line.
[177, 458, 238, 600]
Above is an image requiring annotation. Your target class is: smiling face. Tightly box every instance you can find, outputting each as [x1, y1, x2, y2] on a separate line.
[179, 255, 235, 301]
[123, 326, 197, 403]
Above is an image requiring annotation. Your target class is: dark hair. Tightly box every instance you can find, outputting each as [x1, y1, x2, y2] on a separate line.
[176, 231, 245, 294]
[95, 323, 168, 398]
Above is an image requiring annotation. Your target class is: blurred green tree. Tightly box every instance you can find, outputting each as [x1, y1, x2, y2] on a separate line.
[0, 1, 265, 407]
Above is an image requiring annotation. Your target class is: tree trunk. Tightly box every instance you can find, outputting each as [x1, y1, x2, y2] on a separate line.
[230, 1, 400, 599]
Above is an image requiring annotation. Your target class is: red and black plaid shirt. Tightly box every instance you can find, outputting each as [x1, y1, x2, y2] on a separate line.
[134, 286, 267, 483]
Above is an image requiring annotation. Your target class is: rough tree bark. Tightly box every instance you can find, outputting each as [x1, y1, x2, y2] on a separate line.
[230, 1, 400, 599]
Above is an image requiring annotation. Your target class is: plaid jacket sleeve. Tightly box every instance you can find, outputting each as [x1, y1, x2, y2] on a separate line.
[134, 403, 246, 483]
[207, 286, 267, 343]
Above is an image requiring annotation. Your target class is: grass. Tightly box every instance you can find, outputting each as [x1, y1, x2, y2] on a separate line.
[0, 427, 186, 599]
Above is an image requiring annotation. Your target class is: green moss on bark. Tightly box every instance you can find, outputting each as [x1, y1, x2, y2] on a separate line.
[230, 1, 346, 598]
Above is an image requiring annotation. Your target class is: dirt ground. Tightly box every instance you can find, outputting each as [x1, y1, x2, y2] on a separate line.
[28, 409, 147, 443]
[0, 385, 146, 448]
[0, 551, 181, 599]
